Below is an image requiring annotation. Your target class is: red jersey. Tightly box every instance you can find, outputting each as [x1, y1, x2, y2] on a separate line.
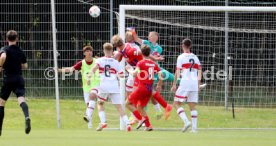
[136, 59, 160, 85]
[120, 43, 143, 66]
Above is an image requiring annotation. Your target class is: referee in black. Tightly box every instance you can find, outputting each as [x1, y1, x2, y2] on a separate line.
[0, 30, 31, 136]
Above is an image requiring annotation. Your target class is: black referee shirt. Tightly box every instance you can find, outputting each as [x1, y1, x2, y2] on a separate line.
[0, 45, 27, 77]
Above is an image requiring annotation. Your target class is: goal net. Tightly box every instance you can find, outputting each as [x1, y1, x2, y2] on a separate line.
[117, 5, 276, 129]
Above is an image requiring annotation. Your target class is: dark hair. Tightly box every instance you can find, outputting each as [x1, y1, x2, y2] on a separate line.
[83, 45, 93, 52]
[182, 39, 192, 48]
[141, 44, 151, 57]
[6, 30, 18, 42]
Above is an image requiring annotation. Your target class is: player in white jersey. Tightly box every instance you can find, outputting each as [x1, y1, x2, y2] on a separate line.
[87, 43, 131, 131]
[171, 39, 202, 133]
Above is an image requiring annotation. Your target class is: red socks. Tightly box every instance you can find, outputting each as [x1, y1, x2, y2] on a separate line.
[153, 92, 167, 108]
[132, 110, 142, 120]
[144, 116, 151, 127]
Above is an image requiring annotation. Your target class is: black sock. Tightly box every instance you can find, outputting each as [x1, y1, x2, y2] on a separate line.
[0, 106, 4, 133]
[20, 102, 29, 119]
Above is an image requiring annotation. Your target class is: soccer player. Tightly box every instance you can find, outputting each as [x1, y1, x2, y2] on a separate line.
[132, 30, 174, 118]
[113, 33, 143, 98]
[87, 43, 131, 131]
[126, 44, 170, 131]
[0, 30, 31, 136]
[58, 45, 99, 129]
[112, 35, 172, 120]
[171, 39, 202, 133]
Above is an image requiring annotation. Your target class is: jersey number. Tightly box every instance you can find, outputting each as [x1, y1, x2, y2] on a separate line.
[148, 67, 154, 80]
[189, 59, 195, 72]
[105, 65, 111, 77]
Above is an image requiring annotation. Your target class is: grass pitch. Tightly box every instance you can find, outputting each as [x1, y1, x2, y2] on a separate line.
[0, 99, 275, 146]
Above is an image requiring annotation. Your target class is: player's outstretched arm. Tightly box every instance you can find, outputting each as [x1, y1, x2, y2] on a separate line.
[149, 54, 165, 61]
[57, 67, 75, 73]
[126, 66, 139, 77]
[171, 69, 180, 92]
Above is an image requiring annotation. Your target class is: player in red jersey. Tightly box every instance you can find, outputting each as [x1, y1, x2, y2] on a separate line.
[125, 44, 171, 131]
[112, 34, 143, 98]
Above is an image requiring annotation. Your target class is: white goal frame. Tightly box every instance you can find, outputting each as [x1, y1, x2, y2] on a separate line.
[119, 5, 276, 111]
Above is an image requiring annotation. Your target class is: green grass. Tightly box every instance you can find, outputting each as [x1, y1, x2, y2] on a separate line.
[2, 98, 275, 129]
[0, 130, 276, 146]
[0, 99, 276, 146]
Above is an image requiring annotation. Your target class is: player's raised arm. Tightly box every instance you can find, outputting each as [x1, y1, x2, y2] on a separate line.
[131, 29, 143, 45]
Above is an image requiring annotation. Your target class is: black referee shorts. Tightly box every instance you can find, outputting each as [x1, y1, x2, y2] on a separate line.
[0, 75, 25, 101]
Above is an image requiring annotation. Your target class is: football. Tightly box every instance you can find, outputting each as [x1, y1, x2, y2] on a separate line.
[89, 5, 100, 18]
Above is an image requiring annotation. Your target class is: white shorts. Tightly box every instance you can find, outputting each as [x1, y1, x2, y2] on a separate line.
[174, 87, 199, 103]
[96, 88, 122, 104]
[126, 74, 134, 92]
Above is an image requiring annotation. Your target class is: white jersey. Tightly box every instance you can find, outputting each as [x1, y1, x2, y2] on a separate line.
[129, 42, 141, 51]
[96, 56, 123, 93]
[177, 53, 201, 91]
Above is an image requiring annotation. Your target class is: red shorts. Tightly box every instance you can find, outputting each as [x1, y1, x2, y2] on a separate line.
[128, 84, 152, 107]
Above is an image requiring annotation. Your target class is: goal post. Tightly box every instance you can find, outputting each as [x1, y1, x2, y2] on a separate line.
[119, 5, 276, 111]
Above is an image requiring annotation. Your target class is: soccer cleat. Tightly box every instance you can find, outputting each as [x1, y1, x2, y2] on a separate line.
[88, 121, 92, 129]
[96, 123, 108, 131]
[144, 125, 153, 131]
[164, 104, 173, 120]
[182, 121, 191, 132]
[136, 119, 146, 130]
[127, 124, 132, 132]
[155, 111, 163, 120]
[25, 117, 31, 134]
[83, 115, 90, 123]
[129, 119, 138, 125]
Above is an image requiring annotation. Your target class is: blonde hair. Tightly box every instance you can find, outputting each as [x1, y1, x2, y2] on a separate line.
[111, 35, 124, 47]
[103, 43, 113, 51]
[125, 31, 134, 42]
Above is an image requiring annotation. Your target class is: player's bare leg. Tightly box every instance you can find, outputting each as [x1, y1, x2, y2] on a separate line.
[188, 102, 198, 133]
[84, 92, 97, 129]
[96, 101, 107, 131]
[114, 104, 131, 131]
[174, 101, 191, 132]
[152, 91, 172, 120]
[18, 97, 31, 134]
[0, 98, 6, 136]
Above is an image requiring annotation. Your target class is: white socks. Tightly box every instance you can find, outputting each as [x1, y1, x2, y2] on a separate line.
[177, 107, 190, 124]
[86, 100, 96, 120]
[121, 115, 130, 125]
[98, 111, 106, 124]
[191, 110, 198, 131]
[154, 103, 162, 112]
